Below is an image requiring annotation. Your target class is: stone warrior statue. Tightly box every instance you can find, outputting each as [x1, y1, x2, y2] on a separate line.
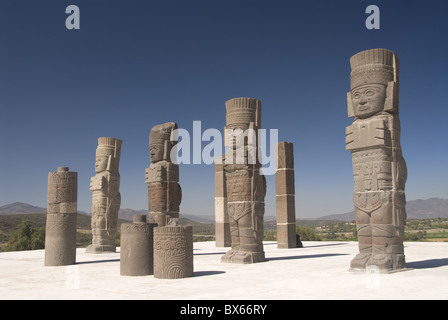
[86, 137, 122, 253]
[219, 97, 266, 264]
[145, 122, 182, 226]
[346, 48, 407, 272]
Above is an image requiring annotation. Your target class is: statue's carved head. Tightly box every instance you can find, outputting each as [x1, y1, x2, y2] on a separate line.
[224, 97, 261, 148]
[149, 122, 178, 163]
[348, 48, 399, 118]
[95, 137, 122, 174]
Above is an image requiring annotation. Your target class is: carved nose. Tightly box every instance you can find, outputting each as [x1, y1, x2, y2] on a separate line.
[359, 95, 368, 104]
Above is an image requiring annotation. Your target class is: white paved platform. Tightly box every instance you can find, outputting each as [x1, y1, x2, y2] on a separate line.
[0, 241, 447, 300]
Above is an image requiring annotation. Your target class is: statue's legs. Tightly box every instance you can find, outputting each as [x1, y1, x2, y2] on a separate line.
[369, 196, 406, 271]
[222, 203, 265, 264]
[351, 194, 406, 272]
[221, 213, 240, 263]
[350, 208, 372, 270]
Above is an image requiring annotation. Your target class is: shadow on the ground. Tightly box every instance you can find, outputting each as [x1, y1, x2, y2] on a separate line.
[193, 270, 226, 277]
[298, 242, 350, 249]
[76, 259, 120, 265]
[267, 253, 349, 262]
[406, 258, 448, 269]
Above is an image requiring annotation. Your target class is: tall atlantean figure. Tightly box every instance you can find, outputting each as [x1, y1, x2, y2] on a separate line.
[218, 97, 266, 264]
[346, 48, 407, 272]
[86, 137, 122, 253]
[145, 122, 181, 226]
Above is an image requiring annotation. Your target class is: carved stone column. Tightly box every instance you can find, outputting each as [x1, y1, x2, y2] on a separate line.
[153, 226, 193, 279]
[346, 48, 407, 272]
[145, 122, 181, 226]
[86, 137, 122, 254]
[220, 97, 266, 264]
[120, 215, 157, 276]
[45, 167, 77, 266]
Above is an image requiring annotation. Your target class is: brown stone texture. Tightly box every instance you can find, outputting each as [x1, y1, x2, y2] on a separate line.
[275, 142, 297, 249]
[45, 167, 77, 266]
[86, 137, 122, 254]
[346, 48, 407, 272]
[146, 123, 181, 226]
[153, 226, 193, 279]
[120, 215, 157, 276]
[218, 97, 266, 264]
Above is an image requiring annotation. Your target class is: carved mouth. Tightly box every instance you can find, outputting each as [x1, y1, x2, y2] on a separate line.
[357, 105, 369, 111]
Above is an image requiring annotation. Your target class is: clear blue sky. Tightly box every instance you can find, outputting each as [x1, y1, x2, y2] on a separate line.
[0, 0, 447, 218]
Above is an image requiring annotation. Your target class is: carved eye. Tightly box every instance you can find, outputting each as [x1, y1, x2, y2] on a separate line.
[352, 92, 361, 99]
[365, 90, 375, 96]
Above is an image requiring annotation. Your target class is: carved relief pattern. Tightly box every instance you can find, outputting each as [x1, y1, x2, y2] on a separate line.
[153, 226, 193, 279]
[346, 49, 407, 272]
[45, 167, 77, 266]
[146, 123, 181, 226]
[86, 137, 122, 253]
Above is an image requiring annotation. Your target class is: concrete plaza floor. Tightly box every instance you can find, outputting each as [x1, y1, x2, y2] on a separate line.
[0, 241, 447, 300]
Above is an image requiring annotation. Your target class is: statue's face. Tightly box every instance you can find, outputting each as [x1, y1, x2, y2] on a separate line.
[351, 84, 386, 118]
[225, 124, 249, 148]
[150, 144, 164, 163]
[95, 155, 109, 173]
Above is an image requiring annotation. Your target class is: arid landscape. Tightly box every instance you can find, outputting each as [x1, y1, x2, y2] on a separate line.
[1, 198, 447, 252]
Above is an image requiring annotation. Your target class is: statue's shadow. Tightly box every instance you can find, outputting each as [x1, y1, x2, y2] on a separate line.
[406, 258, 448, 269]
[267, 253, 349, 262]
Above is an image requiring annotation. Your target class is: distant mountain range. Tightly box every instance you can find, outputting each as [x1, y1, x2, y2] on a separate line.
[0, 202, 215, 223]
[316, 197, 448, 221]
[1, 198, 447, 222]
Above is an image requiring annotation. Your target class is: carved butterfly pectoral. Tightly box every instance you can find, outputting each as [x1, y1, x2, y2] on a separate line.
[228, 202, 252, 222]
[353, 192, 382, 213]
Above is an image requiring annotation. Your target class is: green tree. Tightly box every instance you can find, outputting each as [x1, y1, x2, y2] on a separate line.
[296, 225, 322, 241]
[4, 220, 45, 251]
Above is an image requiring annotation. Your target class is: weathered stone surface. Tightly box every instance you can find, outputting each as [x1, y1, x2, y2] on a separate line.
[120, 215, 157, 276]
[86, 137, 122, 254]
[217, 97, 266, 263]
[146, 123, 181, 226]
[275, 194, 295, 224]
[45, 167, 77, 266]
[277, 223, 297, 249]
[346, 48, 407, 272]
[275, 142, 297, 249]
[276, 141, 294, 169]
[153, 226, 193, 279]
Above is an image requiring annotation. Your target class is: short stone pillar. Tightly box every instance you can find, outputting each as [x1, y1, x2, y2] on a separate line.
[120, 215, 157, 276]
[153, 226, 193, 279]
[214, 158, 231, 247]
[275, 142, 297, 249]
[45, 167, 78, 266]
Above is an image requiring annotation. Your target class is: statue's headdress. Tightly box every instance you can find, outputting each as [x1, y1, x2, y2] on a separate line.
[348, 48, 400, 117]
[95, 137, 122, 173]
[149, 122, 178, 161]
[350, 48, 399, 89]
[225, 97, 261, 128]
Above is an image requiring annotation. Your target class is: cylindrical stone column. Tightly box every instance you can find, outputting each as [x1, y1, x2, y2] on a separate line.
[45, 166, 78, 266]
[120, 215, 157, 276]
[153, 226, 193, 279]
